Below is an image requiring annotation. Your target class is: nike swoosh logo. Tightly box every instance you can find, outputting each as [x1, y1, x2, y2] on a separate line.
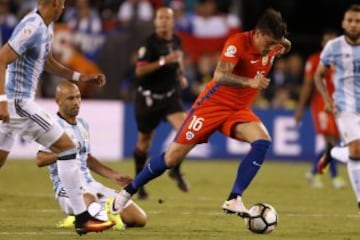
[250, 60, 259, 64]
[252, 161, 262, 167]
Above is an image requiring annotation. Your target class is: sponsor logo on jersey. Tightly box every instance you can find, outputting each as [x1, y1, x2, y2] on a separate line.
[224, 45, 237, 57]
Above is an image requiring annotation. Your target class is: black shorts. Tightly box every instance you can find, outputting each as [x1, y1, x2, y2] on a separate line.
[134, 91, 184, 133]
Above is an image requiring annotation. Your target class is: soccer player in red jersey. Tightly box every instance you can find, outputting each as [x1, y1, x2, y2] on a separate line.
[295, 30, 346, 188]
[111, 8, 291, 218]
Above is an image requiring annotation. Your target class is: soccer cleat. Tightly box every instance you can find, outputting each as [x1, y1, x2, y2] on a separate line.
[222, 196, 250, 218]
[332, 176, 346, 189]
[111, 189, 131, 214]
[105, 197, 125, 231]
[137, 186, 149, 200]
[305, 172, 323, 188]
[168, 168, 190, 192]
[74, 211, 115, 235]
[56, 216, 75, 228]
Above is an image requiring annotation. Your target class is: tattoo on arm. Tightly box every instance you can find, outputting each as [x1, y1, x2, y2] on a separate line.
[214, 61, 250, 86]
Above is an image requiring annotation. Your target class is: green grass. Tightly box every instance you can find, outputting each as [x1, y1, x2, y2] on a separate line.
[0, 159, 358, 240]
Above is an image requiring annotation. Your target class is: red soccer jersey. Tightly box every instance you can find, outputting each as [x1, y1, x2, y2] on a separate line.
[305, 52, 338, 136]
[195, 31, 280, 109]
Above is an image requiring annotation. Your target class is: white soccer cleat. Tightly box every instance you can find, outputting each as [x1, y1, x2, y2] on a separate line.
[222, 196, 250, 218]
[332, 176, 346, 189]
[111, 189, 131, 214]
[331, 146, 349, 163]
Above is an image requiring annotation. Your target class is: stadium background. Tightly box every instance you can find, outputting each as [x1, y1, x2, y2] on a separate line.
[1, 0, 359, 161]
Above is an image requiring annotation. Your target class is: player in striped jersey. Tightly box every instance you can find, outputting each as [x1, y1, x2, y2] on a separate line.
[0, 0, 113, 234]
[36, 81, 147, 230]
[314, 4, 360, 212]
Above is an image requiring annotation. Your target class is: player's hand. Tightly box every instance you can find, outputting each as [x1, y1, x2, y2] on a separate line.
[0, 101, 9, 123]
[166, 50, 183, 64]
[112, 172, 133, 187]
[294, 106, 304, 124]
[250, 73, 270, 90]
[324, 99, 335, 113]
[79, 73, 106, 87]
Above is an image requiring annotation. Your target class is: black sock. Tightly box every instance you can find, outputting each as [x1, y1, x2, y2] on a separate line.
[227, 192, 239, 201]
[75, 211, 92, 226]
[134, 148, 148, 175]
[124, 184, 137, 195]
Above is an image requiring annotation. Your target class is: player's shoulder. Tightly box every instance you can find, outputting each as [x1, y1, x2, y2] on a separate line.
[306, 52, 320, 63]
[227, 31, 248, 42]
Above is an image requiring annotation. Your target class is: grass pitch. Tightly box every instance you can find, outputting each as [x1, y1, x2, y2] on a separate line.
[0, 159, 358, 240]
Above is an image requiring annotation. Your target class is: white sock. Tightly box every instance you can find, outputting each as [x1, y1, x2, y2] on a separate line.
[331, 146, 349, 163]
[347, 159, 360, 202]
[57, 159, 86, 215]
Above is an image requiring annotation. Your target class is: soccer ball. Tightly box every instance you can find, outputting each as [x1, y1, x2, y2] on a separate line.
[244, 203, 278, 234]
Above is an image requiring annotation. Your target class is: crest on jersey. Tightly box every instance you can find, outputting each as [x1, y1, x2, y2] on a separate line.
[138, 46, 146, 58]
[224, 45, 237, 57]
[262, 55, 269, 66]
[185, 131, 195, 141]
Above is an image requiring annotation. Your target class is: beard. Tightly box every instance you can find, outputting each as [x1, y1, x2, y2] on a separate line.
[344, 29, 360, 43]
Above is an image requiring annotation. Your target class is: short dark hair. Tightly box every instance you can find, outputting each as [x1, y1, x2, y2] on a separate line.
[347, 4, 360, 13]
[255, 8, 288, 40]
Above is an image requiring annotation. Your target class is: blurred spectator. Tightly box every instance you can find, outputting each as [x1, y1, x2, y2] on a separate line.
[265, 58, 287, 101]
[271, 87, 296, 110]
[62, 0, 104, 61]
[170, 0, 193, 33]
[15, 0, 36, 19]
[176, 0, 242, 62]
[41, 25, 103, 98]
[63, 0, 102, 34]
[0, 0, 18, 46]
[117, 0, 154, 28]
[285, 53, 304, 100]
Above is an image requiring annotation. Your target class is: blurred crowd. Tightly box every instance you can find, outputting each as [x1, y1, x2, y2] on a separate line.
[1, 0, 305, 109]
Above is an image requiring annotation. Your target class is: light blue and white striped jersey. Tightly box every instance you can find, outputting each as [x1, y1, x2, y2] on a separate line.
[6, 10, 53, 100]
[320, 35, 360, 113]
[39, 114, 95, 195]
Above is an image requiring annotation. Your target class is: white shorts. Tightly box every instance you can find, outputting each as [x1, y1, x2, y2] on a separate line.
[0, 99, 64, 151]
[56, 181, 133, 215]
[336, 112, 360, 145]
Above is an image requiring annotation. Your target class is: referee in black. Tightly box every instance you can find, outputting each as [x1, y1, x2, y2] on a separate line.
[132, 7, 190, 199]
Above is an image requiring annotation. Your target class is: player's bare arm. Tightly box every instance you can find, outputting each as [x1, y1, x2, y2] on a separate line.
[314, 63, 334, 113]
[87, 154, 132, 186]
[36, 151, 57, 167]
[177, 53, 188, 89]
[214, 61, 270, 89]
[294, 75, 313, 123]
[0, 43, 19, 123]
[45, 52, 106, 87]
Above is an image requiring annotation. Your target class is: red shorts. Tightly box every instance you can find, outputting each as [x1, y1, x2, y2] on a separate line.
[175, 101, 260, 144]
[310, 106, 339, 137]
